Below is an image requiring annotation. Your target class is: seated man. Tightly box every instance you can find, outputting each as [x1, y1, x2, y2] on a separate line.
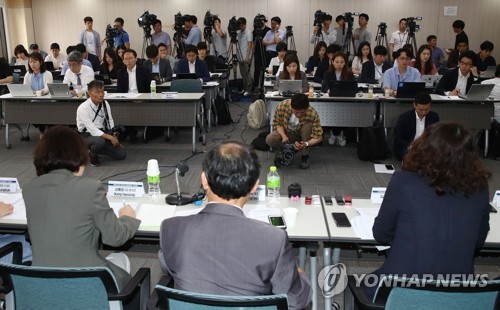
[143, 45, 173, 84]
[62, 51, 95, 94]
[77, 80, 126, 166]
[196, 42, 226, 73]
[0, 57, 13, 84]
[176, 44, 210, 83]
[159, 141, 312, 309]
[44, 42, 66, 70]
[266, 93, 323, 169]
[60, 45, 92, 76]
[474, 40, 496, 72]
[393, 92, 439, 161]
[436, 50, 478, 96]
[313, 43, 341, 83]
[447, 40, 469, 68]
[29, 43, 48, 60]
[267, 42, 287, 74]
[359, 45, 392, 84]
[382, 48, 421, 96]
[76, 43, 100, 72]
[427, 35, 445, 72]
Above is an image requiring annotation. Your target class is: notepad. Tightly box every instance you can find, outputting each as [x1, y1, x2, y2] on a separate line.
[137, 204, 176, 229]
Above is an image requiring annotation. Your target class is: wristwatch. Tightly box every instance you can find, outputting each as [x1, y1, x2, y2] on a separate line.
[304, 141, 309, 148]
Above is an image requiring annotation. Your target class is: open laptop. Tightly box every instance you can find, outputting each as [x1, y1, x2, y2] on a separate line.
[6, 84, 35, 97]
[44, 61, 55, 71]
[11, 65, 27, 77]
[396, 82, 426, 98]
[272, 65, 280, 75]
[278, 80, 303, 96]
[48, 83, 75, 98]
[95, 74, 112, 85]
[176, 73, 197, 80]
[480, 66, 497, 79]
[458, 84, 495, 100]
[328, 80, 358, 97]
[421, 75, 442, 87]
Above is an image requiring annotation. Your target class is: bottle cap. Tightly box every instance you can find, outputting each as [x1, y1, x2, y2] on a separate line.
[270, 166, 277, 172]
[147, 159, 160, 176]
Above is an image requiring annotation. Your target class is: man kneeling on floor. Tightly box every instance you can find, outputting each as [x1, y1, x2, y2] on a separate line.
[266, 93, 323, 169]
[77, 80, 126, 166]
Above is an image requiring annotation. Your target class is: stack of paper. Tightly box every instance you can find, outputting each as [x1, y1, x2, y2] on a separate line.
[0, 193, 25, 220]
[351, 207, 389, 251]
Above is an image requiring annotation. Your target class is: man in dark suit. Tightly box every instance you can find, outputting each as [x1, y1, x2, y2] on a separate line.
[359, 45, 392, 84]
[394, 92, 439, 161]
[143, 44, 172, 84]
[437, 50, 477, 96]
[175, 44, 210, 82]
[159, 141, 312, 309]
[76, 43, 100, 72]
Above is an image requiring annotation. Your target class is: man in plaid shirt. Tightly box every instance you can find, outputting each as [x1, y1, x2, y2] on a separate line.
[266, 93, 323, 169]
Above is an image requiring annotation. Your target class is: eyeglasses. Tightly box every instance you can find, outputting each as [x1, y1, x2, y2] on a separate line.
[459, 61, 473, 67]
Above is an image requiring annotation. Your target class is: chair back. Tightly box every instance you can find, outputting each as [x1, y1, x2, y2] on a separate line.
[155, 285, 288, 310]
[171, 79, 203, 93]
[374, 276, 500, 310]
[0, 263, 120, 310]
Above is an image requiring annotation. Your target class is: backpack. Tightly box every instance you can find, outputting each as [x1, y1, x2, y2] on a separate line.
[357, 126, 389, 161]
[247, 99, 267, 129]
[251, 131, 270, 151]
[215, 95, 233, 125]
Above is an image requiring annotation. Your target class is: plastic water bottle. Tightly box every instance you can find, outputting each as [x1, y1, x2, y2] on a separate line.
[150, 80, 156, 98]
[267, 166, 280, 205]
[368, 84, 374, 99]
[147, 159, 161, 200]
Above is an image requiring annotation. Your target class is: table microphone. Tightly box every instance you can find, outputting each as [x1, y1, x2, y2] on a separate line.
[165, 163, 193, 206]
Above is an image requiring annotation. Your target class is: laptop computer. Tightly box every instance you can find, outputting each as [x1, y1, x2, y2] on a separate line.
[95, 74, 112, 85]
[421, 75, 442, 87]
[396, 82, 426, 98]
[6, 84, 35, 97]
[272, 65, 280, 75]
[328, 80, 359, 97]
[44, 61, 55, 71]
[48, 83, 75, 98]
[458, 84, 495, 100]
[480, 66, 497, 79]
[11, 65, 27, 76]
[278, 80, 303, 96]
[176, 73, 197, 79]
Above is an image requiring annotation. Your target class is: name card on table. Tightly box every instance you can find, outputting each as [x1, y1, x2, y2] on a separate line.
[107, 181, 145, 198]
[0, 178, 19, 193]
[370, 187, 386, 204]
[492, 190, 500, 207]
[249, 185, 266, 201]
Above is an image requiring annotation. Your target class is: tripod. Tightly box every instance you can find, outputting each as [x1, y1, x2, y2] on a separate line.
[172, 31, 185, 59]
[405, 29, 418, 58]
[375, 26, 389, 53]
[312, 24, 324, 48]
[342, 23, 356, 59]
[253, 30, 267, 97]
[203, 26, 215, 55]
[227, 34, 243, 80]
[285, 26, 296, 51]
[141, 26, 153, 59]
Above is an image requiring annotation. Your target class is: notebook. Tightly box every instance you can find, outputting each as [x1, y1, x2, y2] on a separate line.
[44, 61, 55, 71]
[328, 80, 359, 97]
[95, 74, 112, 85]
[6, 84, 35, 97]
[11, 65, 26, 76]
[272, 65, 280, 75]
[278, 80, 303, 96]
[47, 83, 75, 98]
[480, 66, 497, 79]
[176, 73, 197, 79]
[458, 84, 495, 100]
[396, 82, 426, 98]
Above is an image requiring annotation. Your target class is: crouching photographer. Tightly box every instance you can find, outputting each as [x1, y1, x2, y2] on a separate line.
[76, 80, 126, 166]
[266, 93, 322, 169]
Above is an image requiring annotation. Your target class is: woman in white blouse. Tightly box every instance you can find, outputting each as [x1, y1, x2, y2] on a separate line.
[351, 41, 372, 75]
[14, 44, 30, 71]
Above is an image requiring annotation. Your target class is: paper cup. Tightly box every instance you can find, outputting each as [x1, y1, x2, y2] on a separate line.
[147, 159, 160, 176]
[283, 207, 299, 227]
[36, 90, 42, 97]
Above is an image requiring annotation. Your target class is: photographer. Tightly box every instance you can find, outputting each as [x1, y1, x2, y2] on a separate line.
[113, 17, 130, 49]
[334, 15, 346, 46]
[212, 18, 228, 61]
[309, 13, 335, 45]
[184, 15, 202, 45]
[77, 80, 126, 167]
[237, 17, 253, 95]
[266, 93, 323, 169]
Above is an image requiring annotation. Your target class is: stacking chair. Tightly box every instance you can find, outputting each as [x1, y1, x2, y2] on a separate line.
[0, 263, 150, 310]
[345, 274, 500, 310]
[155, 285, 288, 310]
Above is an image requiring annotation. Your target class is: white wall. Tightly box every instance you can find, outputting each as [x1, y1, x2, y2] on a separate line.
[9, 0, 500, 64]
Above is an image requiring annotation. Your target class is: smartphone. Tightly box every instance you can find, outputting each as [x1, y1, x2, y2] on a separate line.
[268, 215, 287, 229]
[335, 195, 345, 206]
[324, 196, 333, 206]
[332, 212, 351, 227]
[385, 164, 394, 170]
[305, 196, 312, 205]
[344, 196, 352, 206]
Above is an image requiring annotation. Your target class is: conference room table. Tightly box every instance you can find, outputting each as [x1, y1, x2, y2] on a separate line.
[0, 92, 205, 153]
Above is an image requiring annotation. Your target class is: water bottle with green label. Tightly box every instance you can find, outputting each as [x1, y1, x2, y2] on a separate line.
[267, 166, 280, 204]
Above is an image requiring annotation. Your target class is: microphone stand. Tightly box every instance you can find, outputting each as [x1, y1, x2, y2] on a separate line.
[165, 168, 193, 206]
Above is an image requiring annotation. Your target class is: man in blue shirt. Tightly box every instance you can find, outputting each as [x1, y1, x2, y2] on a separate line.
[262, 16, 285, 66]
[383, 48, 421, 96]
[184, 15, 202, 46]
[152, 19, 171, 55]
[427, 35, 444, 72]
[113, 17, 130, 49]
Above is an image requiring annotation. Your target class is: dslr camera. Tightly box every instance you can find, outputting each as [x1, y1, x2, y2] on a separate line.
[110, 125, 126, 141]
[274, 143, 296, 167]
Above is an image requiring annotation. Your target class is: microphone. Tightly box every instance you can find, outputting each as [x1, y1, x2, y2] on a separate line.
[165, 162, 193, 206]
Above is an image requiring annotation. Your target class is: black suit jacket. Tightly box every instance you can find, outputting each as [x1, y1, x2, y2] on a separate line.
[393, 109, 440, 161]
[175, 58, 211, 82]
[86, 53, 101, 72]
[143, 58, 173, 82]
[436, 67, 475, 95]
[359, 60, 392, 84]
[313, 58, 330, 83]
[116, 64, 151, 93]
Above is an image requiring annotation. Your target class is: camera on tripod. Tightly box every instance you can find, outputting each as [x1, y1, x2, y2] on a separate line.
[343, 12, 359, 26]
[227, 16, 241, 38]
[253, 14, 267, 30]
[105, 24, 118, 46]
[314, 10, 328, 28]
[274, 143, 296, 167]
[406, 17, 422, 33]
[173, 12, 185, 33]
[204, 10, 218, 28]
[137, 11, 157, 30]
[377, 22, 387, 34]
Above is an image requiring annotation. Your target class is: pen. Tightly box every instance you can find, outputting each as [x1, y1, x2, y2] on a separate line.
[122, 199, 126, 208]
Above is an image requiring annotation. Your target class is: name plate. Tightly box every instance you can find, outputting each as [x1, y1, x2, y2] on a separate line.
[162, 92, 178, 98]
[370, 187, 386, 204]
[249, 185, 266, 201]
[107, 181, 145, 198]
[0, 178, 19, 193]
[492, 190, 500, 207]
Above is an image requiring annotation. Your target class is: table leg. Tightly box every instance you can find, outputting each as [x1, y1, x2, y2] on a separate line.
[485, 129, 489, 157]
[298, 247, 307, 269]
[332, 247, 341, 265]
[192, 127, 196, 153]
[323, 246, 331, 310]
[5, 124, 11, 149]
[309, 248, 318, 310]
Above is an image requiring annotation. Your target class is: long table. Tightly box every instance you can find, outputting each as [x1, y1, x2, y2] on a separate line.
[0, 93, 205, 153]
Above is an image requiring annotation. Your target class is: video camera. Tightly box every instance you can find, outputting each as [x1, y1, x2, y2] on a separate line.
[406, 17, 422, 34]
[274, 143, 296, 167]
[343, 12, 359, 26]
[105, 24, 118, 46]
[228, 16, 241, 37]
[204, 10, 218, 28]
[253, 14, 267, 30]
[173, 12, 185, 33]
[314, 10, 327, 27]
[377, 22, 387, 35]
[137, 11, 157, 28]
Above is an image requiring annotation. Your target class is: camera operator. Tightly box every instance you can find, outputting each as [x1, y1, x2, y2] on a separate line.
[353, 13, 372, 53]
[211, 18, 228, 61]
[266, 93, 323, 169]
[113, 17, 130, 49]
[184, 15, 202, 45]
[237, 17, 253, 96]
[77, 80, 126, 167]
[262, 16, 286, 67]
[333, 15, 346, 46]
[309, 13, 336, 45]
[389, 18, 408, 62]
